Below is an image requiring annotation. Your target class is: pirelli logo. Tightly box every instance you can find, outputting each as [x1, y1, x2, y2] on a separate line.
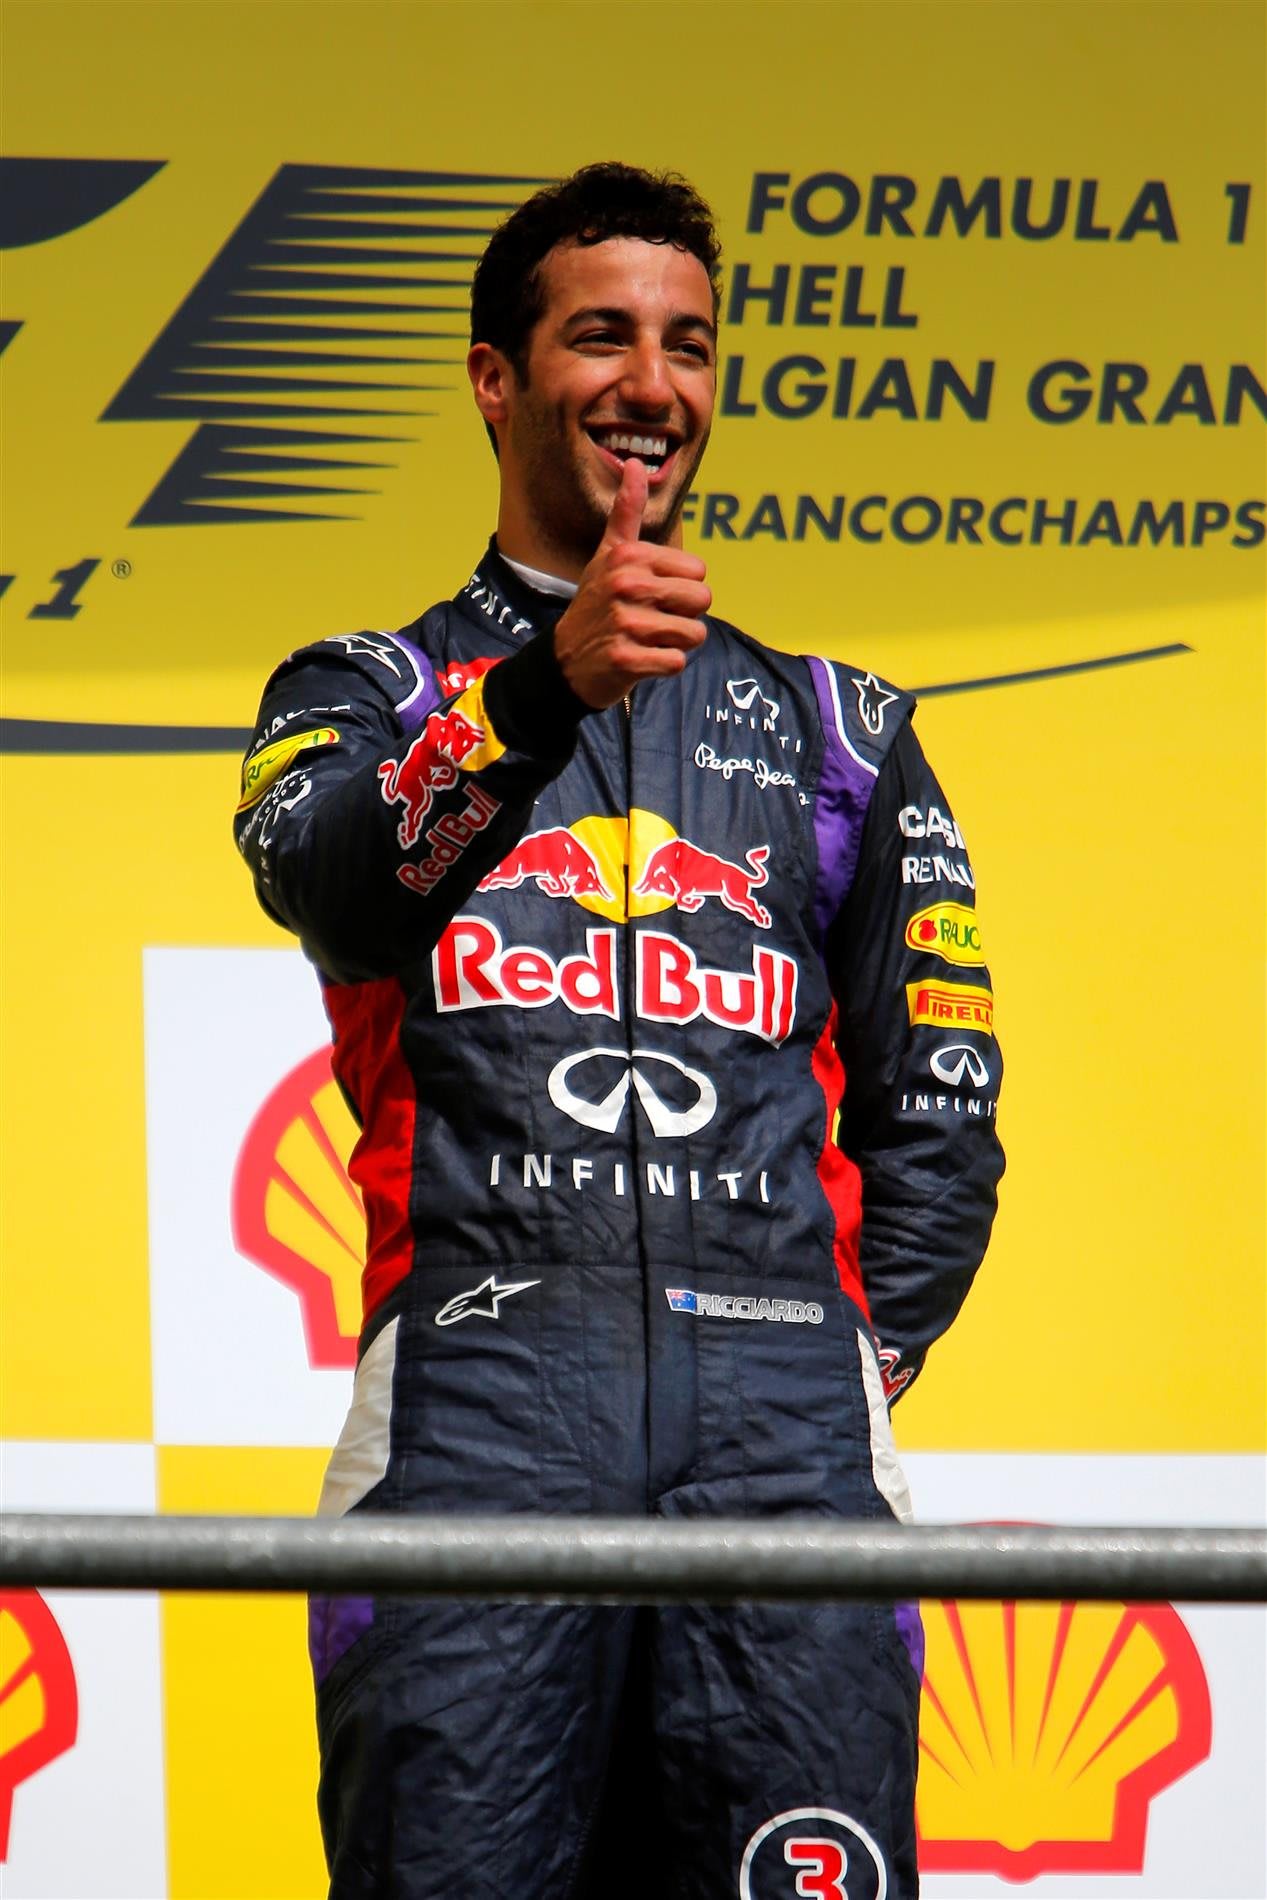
[906, 978, 994, 1033]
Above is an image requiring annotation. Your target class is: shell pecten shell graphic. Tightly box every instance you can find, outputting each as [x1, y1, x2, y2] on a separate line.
[232, 1047, 364, 1367]
[0, 1592, 78, 1860]
[916, 1595, 1212, 1880]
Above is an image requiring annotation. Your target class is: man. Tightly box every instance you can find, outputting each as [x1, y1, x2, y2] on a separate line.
[236, 163, 1003, 1900]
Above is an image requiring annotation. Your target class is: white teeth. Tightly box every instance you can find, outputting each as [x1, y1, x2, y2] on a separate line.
[596, 430, 670, 459]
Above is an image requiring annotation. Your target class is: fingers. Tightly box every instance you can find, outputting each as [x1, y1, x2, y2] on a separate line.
[604, 543, 708, 583]
[607, 570, 710, 615]
[556, 467, 710, 706]
[606, 567, 712, 616]
[609, 608, 709, 654]
[610, 639, 696, 680]
[601, 455, 649, 546]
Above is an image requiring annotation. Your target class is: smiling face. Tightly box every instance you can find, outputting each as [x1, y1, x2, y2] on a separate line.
[469, 236, 717, 578]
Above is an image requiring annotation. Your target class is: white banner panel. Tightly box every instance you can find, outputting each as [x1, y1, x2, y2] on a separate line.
[905, 1452, 1266, 1898]
[0, 1443, 166, 1900]
[144, 947, 353, 1447]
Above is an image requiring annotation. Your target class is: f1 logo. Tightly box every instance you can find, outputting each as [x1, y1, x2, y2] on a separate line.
[786, 1838, 848, 1899]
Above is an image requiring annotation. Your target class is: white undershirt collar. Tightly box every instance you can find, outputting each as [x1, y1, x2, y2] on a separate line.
[501, 553, 578, 601]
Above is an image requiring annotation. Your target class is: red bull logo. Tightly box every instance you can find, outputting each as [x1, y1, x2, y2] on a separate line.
[435, 655, 502, 697]
[378, 705, 488, 850]
[377, 678, 506, 853]
[634, 839, 772, 929]
[479, 826, 614, 901]
[0, 1591, 78, 1861]
[398, 783, 500, 897]
[477, 810, 776, 929]
[433, 919, 798, 1044]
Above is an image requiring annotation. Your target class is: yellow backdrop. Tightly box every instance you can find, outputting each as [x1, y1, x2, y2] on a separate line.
[1, 2, 1263, 1894]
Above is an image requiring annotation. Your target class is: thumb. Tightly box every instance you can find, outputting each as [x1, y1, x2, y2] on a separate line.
[602, 454, 648, 545]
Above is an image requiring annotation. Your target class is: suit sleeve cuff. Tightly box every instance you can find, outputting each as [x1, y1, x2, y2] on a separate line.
[482, 629, 591, 759]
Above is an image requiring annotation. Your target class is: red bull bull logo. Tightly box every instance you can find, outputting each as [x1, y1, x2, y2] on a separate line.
[398, 783, 500, 897]
[479, 827, 614, 901]
[634, 839, 772, 928]
[378, 705, 488, 850]
[478, 811, 776, 929]
[435, 655, 502, 697]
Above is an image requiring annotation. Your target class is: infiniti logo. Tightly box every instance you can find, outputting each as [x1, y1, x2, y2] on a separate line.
[726, 677, 780, 726]
[546, 1047, 718, 1136]
[929, 1043, 991, 1088]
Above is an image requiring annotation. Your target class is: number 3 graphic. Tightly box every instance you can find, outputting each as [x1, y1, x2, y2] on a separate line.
[785, 1836, 848, 1899]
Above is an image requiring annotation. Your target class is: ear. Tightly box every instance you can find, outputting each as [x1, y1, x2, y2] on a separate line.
[468, 343, 512, 431]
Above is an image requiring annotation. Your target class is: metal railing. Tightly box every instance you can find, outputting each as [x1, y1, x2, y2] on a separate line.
[2, 1514, 1264, 1602]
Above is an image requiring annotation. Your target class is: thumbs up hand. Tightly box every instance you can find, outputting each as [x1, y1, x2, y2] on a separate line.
[553, 456, 711, 711]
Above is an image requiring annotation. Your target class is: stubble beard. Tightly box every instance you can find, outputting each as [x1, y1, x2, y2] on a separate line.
[515, 402, 709, 570]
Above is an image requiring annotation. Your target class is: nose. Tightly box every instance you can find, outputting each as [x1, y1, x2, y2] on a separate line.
[618, 335, 674, 413]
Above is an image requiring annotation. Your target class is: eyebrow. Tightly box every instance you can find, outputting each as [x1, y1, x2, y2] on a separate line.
[564, 305, 717, 343]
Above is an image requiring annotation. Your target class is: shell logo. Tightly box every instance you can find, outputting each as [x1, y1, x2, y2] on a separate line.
[0, 1591, 78, 1860]
[232, 1047, 363, 1368]
[916, 1593, 1212, 1880]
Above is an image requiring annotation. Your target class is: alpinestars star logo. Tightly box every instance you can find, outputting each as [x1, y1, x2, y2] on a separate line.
[434, 1274, 541, 1326]
[852, 671, 899, 736]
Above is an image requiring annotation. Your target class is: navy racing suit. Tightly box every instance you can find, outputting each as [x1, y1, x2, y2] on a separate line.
[235, 544, 1004, 1899]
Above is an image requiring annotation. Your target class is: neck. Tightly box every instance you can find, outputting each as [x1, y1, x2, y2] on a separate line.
[495, 489, 684, 583]
[494, 490, 593, 582]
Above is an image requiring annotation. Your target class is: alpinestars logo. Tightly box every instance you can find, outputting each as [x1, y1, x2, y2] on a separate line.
[434, 1275, 541, 1326]
[852, 671, 899, 736]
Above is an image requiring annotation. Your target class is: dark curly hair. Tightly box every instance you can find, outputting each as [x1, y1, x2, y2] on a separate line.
[470, 162, 723, 375]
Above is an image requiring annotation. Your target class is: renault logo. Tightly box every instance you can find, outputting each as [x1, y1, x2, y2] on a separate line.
[546, 1047, 718, 1136]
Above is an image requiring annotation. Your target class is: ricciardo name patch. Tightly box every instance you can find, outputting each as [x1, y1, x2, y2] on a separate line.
[665, 1287, 824, 1325]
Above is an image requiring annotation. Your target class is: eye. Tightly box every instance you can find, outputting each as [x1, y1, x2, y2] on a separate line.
[671, 338, 714, 363]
